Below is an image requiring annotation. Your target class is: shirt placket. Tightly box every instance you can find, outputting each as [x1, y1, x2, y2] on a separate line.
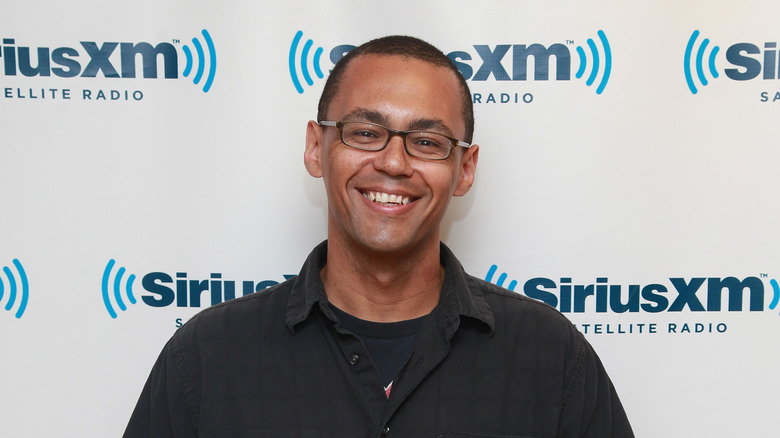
[321, 312, 390, 435]
[378, 311, 456, 437]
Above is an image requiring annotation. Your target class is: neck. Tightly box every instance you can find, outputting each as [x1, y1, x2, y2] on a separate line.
[321, 237, 444, 323]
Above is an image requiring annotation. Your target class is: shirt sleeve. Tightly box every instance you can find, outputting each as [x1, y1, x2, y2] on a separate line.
[558, 332, 635, 438]
[123, 334, 199, 438]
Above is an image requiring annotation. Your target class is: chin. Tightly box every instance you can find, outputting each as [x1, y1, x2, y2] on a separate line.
[358, 239, 410, 255]
[353, 230, 435, 257]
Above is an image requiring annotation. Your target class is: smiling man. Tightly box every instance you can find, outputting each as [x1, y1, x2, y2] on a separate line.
[125, 36, 633, 437]
[304, 52, 478, 325]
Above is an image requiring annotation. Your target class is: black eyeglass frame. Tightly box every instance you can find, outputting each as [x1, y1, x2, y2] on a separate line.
[318, 120, 471, 161]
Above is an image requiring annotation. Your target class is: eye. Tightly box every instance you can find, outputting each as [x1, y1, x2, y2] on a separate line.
[411, 133, 447, 149]
[354, 129, 381, 138]
[343, 123, 386, 144]
[415, 138, 438, 147]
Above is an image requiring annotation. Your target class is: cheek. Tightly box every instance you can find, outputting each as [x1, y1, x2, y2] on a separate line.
[323, 148, 366, 188]
[322, 143, 347, 180]
[416, 164, 460, 197]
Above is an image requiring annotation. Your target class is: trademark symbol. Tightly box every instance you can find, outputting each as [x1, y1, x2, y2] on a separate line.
[760, 273, 768, 278]
[566, 39, 575, 45]
[172, 38, 181, 44]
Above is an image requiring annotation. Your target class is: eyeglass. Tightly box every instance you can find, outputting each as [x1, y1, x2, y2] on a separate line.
[318, 120, 471, 161]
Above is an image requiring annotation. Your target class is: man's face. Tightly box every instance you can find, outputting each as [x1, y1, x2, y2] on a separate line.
[305, 54, 478, 256]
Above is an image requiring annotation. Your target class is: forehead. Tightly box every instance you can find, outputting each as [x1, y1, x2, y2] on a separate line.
[328, 54, 466, 137]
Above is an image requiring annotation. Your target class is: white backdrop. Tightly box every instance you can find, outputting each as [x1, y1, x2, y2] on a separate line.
[1, 1, 779, 436]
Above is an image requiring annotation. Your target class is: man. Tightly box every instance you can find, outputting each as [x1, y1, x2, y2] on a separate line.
[125, 35, 633, 437]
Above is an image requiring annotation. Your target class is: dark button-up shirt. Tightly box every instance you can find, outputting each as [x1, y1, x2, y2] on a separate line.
[124, 241, 633, 437]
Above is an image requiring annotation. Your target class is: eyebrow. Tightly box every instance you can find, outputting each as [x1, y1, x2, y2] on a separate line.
[341, 108, 389, 125]
[340, 107, 458, 138]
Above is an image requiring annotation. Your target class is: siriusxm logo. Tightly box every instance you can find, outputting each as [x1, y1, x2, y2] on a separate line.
[289, 30, 612, 95]
[0, 29, 216, 93]
[181, 30, 217, 93]
[101, 259, 293, 319]
[486, 265, 780, 315]
[0, 259, 29, 319]
[684, 29, 780, 95]
[289, 31, 327, 94]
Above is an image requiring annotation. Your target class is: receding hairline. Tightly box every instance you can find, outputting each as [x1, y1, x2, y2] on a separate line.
[332, 54, 466, 126]
[317, 36, 474, 143]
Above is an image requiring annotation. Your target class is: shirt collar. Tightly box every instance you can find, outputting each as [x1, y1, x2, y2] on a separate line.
[435, 242, 495, 336]
[285, 240, 331, 333]
[285, 240, 494, 335]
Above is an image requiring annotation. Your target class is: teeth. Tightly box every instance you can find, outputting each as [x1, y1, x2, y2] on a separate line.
[362, 191, 410, 206]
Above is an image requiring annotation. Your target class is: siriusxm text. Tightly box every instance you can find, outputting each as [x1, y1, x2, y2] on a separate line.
[524, 276, 765, 313]
[0, 38, 177, 78]
[725, 42, 780, 80]
[141, 272, 295, 308]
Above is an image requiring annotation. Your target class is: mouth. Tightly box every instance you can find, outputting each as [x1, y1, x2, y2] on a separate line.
[361, 190, 412, 206]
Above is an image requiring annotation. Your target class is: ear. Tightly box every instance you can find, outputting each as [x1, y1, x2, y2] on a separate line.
[304, 120, 324, 178]
[453, 144, 479, 197]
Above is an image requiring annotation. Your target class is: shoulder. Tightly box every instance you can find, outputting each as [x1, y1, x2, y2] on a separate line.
[468, 274, 574, 326]
[173, 278, 295, 344]
[465, 274, 586, 351]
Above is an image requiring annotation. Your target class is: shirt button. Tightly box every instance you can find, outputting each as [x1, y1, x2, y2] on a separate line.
[349, 353, 360, 366]
[381, 426, 390, 436]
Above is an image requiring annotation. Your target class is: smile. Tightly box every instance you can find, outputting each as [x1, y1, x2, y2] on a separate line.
[361, 191, 411, 206]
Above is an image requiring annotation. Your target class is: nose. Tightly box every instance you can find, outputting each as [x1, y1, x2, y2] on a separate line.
[373, 133, 413, 176]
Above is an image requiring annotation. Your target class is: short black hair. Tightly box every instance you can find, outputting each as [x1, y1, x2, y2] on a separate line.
[317, 35, 474, 143]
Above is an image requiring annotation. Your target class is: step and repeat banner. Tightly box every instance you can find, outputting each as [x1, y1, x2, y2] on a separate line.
[2, 1, 779, 436]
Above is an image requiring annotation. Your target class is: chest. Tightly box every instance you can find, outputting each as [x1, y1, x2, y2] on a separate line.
[194, 320, 567, 437]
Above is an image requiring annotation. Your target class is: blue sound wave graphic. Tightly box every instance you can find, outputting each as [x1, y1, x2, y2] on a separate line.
[289, 30, 325, 94]
[769, 279, 780, 315]
[485, 264, 518, 292]
[182, 29, 217, 93]
[575, 30, 612, 94]
[101, 259, 137, 319]
[684, 30, 720, 94]
[0, 259, 29, 319]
